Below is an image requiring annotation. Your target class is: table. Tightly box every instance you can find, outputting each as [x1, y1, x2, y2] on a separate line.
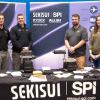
[0, 70, 100, 100]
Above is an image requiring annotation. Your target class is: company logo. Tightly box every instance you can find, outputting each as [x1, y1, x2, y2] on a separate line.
[89, 26, 94, 32]
[90, 6, 98, 14]
[72, 81, 96, 95]
[90, 16, 96, 23]
[11, 83, 61, 99]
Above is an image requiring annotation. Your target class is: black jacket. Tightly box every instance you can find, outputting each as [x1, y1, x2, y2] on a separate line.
[0, 26, 10, 51]
[10, 24, 32, 53]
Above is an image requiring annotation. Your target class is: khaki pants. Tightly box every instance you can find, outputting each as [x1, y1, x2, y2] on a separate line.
[12, 52, 21, 70]
[75, 56, 86, 70]
[0, 51, 8, 71]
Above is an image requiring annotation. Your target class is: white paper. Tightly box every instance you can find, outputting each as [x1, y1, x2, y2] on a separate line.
[84, 67, 93, 71]
[73, 70, 88, 74]
[54, 74, 63, 78]
[54, 73, 72, 78]
[62, 73, 73, 78]
[11, 71, 22, 77]
[74, 75, 84, 79]
[0, 73, 8, 77]
[29, 75, 47, 82]
[53, 71, 63, 74]
[6, 71, 12, 74]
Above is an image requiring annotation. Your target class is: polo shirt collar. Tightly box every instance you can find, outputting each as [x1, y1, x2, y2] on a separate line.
[72, 25, 81, 31]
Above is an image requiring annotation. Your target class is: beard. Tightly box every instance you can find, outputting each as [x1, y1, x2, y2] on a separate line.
[72, 22, 78, 27]
[0, 24, 3, 27]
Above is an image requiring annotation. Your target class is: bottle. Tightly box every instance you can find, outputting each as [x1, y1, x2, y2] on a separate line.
[8, 40, 13, 58]
[8, 40, 13, 70]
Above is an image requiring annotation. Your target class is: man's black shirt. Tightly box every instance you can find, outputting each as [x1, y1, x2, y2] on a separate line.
[0, 27, 10, 51]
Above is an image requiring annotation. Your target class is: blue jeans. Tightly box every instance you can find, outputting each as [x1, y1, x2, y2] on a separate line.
[93, 58, 100, 68]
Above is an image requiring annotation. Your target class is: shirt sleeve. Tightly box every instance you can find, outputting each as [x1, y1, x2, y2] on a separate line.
[81, 28, 88, 41]
[64, 30, 69, 40]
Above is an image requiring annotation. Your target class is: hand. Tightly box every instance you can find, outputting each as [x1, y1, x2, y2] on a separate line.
[95, 54, 100, 59]
[69, 46, 75, 54]
[22, 47, 29, 51]
[90, 54, 96, 60]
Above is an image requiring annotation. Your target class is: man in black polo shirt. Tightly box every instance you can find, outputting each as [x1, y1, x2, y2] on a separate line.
[0, 13, 10, 71]
[65, 14, 88, 70]
[10, 13, 32, 70]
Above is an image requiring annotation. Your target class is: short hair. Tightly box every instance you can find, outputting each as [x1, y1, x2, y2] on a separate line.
[0, 13, 4, 17]
[72, 14, 80, 19]
[17, 13, 24, 18]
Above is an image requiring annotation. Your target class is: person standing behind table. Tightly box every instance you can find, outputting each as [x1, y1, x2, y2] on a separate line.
[0, 13, 10, 71]
[89, 15, 100, 68]
[64, 14, 88, 70]
[10, 13, 33, 70]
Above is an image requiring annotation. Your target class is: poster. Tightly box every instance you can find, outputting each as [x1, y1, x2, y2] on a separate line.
[30, 3, 69, 69]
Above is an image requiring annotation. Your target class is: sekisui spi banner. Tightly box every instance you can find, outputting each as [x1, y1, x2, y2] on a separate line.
[0, 80, 98, 100]
[30, 3, 69, 56]
[30, 3, 69, 69]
